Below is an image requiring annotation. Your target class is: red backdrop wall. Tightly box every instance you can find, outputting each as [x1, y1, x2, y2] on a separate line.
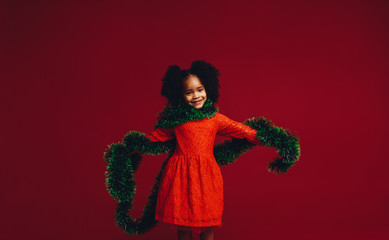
[2, 0, 389, 239]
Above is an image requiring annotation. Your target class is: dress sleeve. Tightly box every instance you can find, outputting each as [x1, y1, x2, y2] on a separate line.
[217, 113, 262, 145]
[145, 127, 175, 142]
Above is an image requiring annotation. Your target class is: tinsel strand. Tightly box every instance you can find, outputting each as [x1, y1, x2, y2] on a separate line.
[104, 103, 300, 235]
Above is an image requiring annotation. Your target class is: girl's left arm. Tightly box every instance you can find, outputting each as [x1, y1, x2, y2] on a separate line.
[216, 113, 262, 145]
[214, 112, 300, 173]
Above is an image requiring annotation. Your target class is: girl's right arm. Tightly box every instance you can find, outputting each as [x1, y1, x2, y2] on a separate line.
[146, 127, 175, 142]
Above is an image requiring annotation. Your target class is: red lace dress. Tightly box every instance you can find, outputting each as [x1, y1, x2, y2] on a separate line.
[146, 112, 261, 233]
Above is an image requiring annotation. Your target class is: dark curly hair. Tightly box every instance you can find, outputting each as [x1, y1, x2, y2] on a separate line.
[160, 60, 220, 106]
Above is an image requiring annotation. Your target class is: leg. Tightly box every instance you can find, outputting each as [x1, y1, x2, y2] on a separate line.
[177, 229, 193, 240]
[200, 227, 214, 240]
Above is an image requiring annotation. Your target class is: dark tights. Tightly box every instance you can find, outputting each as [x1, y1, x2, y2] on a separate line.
[177, 227, 214, 240]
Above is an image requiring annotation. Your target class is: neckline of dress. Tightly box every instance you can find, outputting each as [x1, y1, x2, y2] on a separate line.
[154, 98, 219, 129]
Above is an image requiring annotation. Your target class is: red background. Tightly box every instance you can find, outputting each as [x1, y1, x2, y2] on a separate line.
[2, 0, 389, 239]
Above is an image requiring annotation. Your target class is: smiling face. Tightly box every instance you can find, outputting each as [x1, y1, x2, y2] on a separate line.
[182, 74, 207, 109]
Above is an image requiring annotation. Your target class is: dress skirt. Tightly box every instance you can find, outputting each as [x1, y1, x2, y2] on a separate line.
[155, 154, 224, 232]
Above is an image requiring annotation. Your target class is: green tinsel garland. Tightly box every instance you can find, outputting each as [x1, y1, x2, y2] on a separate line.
[154, 98, 219, 129]
[104, 102, 300, 235]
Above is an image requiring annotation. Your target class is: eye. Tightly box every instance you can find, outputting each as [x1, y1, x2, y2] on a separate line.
[185, 92, 191, 95]
[199, 89, 203, 92]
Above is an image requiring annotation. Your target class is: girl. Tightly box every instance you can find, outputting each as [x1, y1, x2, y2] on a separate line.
[104, 60, 300, 240]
